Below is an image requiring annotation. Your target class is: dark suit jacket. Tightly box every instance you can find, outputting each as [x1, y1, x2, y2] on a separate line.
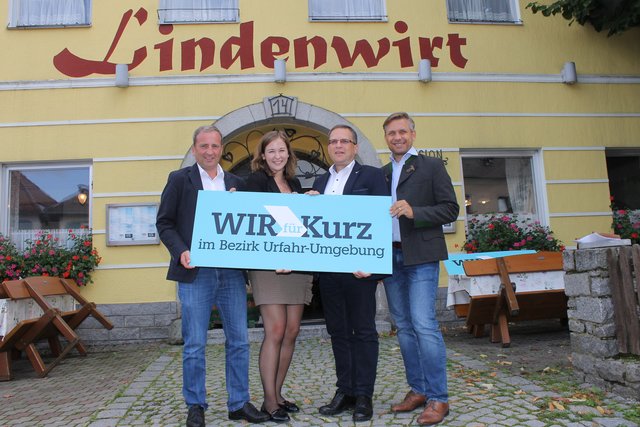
[313, 161, 389, 280]
[156, 163, 245, 283]
[244, 169, 303, 194]
[383, 154, 459, 266]
[312, 161, 388, 198]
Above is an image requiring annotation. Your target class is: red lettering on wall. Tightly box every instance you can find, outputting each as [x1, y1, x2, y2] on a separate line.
[419, 36, 443, 67]
[260, 36, 290, 68]
[447, 34, 468, 68]
[331, 37, 391, 68]
[53, 8, 148, 77]
[154, 39, 173, 71]
[220, 21, 255, 69]
[293, 36, 327, 69]
[52, 12, 470, 77]
[392, 21, 413, 68]
[182, 38, 216, 71]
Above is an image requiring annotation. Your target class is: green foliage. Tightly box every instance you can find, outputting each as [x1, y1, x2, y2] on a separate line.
[0, 228, 101, 286]
[610, 197, 640, 244]
[527, 0, 640, 36]
[463, 214, 564, 253]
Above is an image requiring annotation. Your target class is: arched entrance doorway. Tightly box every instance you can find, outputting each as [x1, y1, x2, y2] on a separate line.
[181, 95, 382, 172]
[180, 95, 384, 322]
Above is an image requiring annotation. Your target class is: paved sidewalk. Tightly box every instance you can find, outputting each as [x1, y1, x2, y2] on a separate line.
[1, 323, 638, 427]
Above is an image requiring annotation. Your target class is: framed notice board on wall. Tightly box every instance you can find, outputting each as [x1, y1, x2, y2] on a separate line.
[106, 203, 160, 246]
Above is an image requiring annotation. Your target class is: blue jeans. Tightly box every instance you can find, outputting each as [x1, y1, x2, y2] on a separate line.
[383, 248, 448, 403]
[178, 267, 249, 411]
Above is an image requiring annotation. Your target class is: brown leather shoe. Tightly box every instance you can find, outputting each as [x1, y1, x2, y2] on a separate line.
[390, 390, 426, 413]
[417, 401, 449, 426]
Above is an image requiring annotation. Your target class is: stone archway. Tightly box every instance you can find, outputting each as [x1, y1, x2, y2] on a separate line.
[180, 95, 382, 169]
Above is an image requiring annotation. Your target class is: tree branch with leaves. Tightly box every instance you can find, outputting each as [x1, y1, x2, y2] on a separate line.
[527, 0, 640, 36]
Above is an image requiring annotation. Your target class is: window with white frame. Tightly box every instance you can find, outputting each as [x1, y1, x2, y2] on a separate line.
[158, 0, 239, 23]
[461, 152, 543, 224]
[309, 0, 387, 22]
[8, 0, 91, 28]
[446, 0, 521, 24]
[2, 164, 91, 250]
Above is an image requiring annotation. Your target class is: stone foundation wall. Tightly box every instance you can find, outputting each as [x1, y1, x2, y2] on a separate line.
[76, 302, 178, 345]
[74, 285, 459, 346]
[563, 248, 640, 400]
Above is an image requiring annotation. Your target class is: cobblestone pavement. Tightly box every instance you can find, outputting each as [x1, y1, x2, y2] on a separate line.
[1, 322, 638, 427]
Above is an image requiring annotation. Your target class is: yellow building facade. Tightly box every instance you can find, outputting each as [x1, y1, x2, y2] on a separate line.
[1, 1, 639, 341]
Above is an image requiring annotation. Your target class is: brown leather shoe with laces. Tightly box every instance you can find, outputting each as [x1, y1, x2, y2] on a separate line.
[390, 390, 426, 413]
[417, 400, 449, 426]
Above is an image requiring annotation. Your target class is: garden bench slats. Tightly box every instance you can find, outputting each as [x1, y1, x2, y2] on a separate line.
[462, 251, 567, 347]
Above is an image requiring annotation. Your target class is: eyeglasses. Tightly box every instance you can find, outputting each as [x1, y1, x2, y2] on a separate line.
[328, 138, 355, 145]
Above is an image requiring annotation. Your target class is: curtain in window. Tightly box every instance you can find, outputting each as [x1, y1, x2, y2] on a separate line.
[446, 0, 517, 22]
[13, 0, 87, 26]
[505, 158, 535, 215]
[309, 0, 385, 20]
[160, 0, 238, 23]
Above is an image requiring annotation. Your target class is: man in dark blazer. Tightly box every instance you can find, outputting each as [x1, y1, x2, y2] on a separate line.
[381, 112, 459, 426]
[156, 125, 268, 426]
[312, 124, 389, 422]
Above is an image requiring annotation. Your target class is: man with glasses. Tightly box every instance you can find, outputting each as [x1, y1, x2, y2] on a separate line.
[310, 124, 388, 422]
[381, 112, 459, 426]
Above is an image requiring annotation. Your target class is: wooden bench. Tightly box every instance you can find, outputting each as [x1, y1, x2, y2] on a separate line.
[461, 251, 567, 347]
[0, 277, 113, 380]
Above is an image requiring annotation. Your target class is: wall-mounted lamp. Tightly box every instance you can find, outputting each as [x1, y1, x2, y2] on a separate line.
[418, 59, 432, 83]
[77, 190, 88, 205]
[561, 61, 577, 85]
[115, 64, 129, 88]
[274, 59, 286, 83]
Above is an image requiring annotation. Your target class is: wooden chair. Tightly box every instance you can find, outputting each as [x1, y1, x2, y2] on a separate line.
[0, 280, 80, 380]
[461, 251, 568, 347]
[22, 277, 114, 353]
[0, 276, 113, 380]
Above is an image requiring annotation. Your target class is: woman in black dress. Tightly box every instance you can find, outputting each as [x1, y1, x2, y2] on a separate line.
[244, 130, 313, 422]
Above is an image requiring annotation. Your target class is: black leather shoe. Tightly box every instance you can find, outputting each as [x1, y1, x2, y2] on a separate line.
[318, 391, 356, 416]
[261, 405, 290, 423]
[186, 405, 205, 427]
[353, 395, 373, 422]
[278, 399, 300, 413]
[228, 402, 270, 424]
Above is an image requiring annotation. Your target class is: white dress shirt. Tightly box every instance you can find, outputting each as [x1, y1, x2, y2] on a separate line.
[323, 160, 356, 196]
[390, 147, 418, 242]
[197, 163, 226, 191]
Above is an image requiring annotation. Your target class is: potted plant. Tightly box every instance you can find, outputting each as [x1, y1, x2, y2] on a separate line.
[0, 227, 102, 285]
[610, 197, 640, 245]
[462, 214, 564, 253]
